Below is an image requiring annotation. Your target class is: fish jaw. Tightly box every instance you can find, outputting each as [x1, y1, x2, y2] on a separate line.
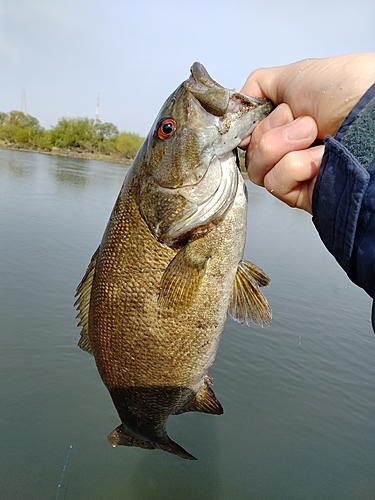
[214, 91, 274, 154]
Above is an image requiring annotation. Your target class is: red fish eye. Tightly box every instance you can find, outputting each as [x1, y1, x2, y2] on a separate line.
[157, 118, 176, 140]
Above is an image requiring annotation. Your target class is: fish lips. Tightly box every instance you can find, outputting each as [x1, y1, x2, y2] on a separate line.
[187, 61, 274, 136]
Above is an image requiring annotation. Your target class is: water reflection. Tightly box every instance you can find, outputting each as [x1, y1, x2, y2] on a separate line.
[0, 148, 374, 500]
[0, 148, 131, 192]
[130, 417, 221, 500]
[51, 155, 91, 187]
[0, 148, 38, 178]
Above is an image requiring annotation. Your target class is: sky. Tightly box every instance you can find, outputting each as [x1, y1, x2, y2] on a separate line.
[0, 0, 374, 137]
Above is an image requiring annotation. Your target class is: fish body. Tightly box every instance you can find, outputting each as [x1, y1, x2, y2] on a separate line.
[75, 63, 273, 460]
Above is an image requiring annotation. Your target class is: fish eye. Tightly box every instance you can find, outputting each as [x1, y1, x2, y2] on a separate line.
[157, 118, 177, 140]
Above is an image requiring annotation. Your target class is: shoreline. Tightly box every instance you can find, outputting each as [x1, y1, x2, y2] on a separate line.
[0, 144, 249, 177]
[0, 143, 133, 165]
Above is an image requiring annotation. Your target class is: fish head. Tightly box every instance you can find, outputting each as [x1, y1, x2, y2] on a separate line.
[137, 62, 274, 247]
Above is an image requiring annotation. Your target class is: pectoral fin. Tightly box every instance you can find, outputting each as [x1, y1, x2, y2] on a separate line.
[228, 259, 271, 327]
[74, 247, 99, 355]
[158, 243, 210, 312]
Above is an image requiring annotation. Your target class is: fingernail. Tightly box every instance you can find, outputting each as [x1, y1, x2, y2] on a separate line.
[285, 117, 314, 141]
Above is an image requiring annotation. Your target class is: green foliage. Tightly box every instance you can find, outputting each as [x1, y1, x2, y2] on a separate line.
[0, 112, 8, 125]
[115, 132, 144, 159]
[0, 110, 144, 160]
[33, 129, 53, 150]
[7, 110, 41, 129]
[50, 117, 94, 149]
[14, 127, 38, 146]
[94, 121, 119, 140]
[92, 121, 119, 154]
[0, 111, 43, 146]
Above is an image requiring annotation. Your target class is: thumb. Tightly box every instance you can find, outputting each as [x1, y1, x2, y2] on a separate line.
[240, 67, 284, 104]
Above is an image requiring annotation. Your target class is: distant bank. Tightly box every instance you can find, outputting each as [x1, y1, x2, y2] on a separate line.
[0, 110, 144, 164]
[0, 142, 133, 165]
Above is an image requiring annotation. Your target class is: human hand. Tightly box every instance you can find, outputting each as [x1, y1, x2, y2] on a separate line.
[239, 53, 375, 213]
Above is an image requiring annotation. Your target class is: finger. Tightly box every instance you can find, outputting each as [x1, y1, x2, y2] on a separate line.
[240, 66, 288, 105]
[247, 116, 318, 186]
[263, 145, 325, 213]
[247, 103, 294, 153]
[239, 103, 294, 150]
[240, 71, 265, 98]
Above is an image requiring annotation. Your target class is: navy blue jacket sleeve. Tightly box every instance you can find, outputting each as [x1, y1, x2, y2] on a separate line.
[312, 83, 375, 330]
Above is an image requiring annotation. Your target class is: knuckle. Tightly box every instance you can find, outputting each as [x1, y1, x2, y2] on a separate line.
[256, 134, 274, 158]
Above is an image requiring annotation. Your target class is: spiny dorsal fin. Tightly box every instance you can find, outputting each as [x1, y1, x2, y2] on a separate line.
[74, 247, 99, 355]
[228, 259, 271, 327]
[158, 243, 209, 313]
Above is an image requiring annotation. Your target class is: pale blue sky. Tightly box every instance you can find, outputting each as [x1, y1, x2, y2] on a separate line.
[0, 0, 374, 136]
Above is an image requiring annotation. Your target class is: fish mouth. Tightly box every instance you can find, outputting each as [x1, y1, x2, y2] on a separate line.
[217, 92, 272, 136]
[188, 61, 274, 140]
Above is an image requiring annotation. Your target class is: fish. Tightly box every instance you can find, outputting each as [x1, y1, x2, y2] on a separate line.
[75, 62, 273, 460]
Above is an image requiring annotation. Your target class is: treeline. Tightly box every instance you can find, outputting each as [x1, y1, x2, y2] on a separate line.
[0, 110, 144, 160]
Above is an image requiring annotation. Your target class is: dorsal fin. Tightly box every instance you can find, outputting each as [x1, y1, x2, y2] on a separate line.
[228, 259, 272, 327]
[74, 247, 99, 355]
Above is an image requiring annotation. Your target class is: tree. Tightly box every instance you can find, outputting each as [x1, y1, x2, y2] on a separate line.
[115, 132, 143, 159]
[7, 111, 41, 129]
[0, 111, 43, 145]
[92, 121, 119, 154]
[94, 121, 118, 140]
[50, 117, 95, 150]
[0, 110, 144, 160]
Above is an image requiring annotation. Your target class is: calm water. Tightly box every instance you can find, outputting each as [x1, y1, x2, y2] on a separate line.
[0, 148, 374, 500]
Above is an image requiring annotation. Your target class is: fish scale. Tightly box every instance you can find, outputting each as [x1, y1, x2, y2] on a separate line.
[75, 62, 273, 460]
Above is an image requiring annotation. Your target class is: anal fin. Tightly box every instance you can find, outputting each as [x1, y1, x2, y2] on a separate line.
[184, 379, 223, 415]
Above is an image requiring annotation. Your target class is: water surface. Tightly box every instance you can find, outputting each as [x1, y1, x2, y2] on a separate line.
[0, 149, 374, 499]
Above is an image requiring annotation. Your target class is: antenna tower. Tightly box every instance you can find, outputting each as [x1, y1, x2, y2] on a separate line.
[94, 93, 100, 124]
[21, 88, 27, 114]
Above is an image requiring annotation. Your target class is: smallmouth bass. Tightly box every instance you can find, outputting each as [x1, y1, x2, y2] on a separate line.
[75, 62, 273, 460]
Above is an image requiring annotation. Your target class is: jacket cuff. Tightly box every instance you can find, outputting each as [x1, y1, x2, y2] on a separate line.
[312, 136, 370, 276]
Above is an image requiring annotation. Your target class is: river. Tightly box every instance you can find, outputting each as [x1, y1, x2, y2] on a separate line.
[0, 148, 374, 499]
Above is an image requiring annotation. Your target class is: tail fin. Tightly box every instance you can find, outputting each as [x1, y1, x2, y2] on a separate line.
[108, 425, 197, 460]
